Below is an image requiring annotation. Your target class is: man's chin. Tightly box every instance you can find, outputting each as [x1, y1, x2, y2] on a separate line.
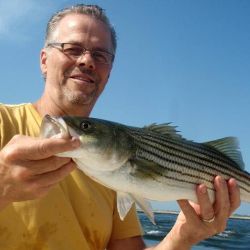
[68, 93, 96, 106]
[62, 87, 97, 105]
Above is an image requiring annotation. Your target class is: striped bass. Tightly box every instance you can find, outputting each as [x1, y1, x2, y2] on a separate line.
[40, 115, 250, 223]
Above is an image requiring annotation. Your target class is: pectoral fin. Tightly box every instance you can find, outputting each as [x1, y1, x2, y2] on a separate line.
[117, 191, 155, 224]
[117, 191, 134, 221]
[130, 194, 155, 224]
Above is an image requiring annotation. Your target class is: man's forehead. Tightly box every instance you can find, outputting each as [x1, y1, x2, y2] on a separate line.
[56, 14, 110, 35]
[51, 14, 112, 49]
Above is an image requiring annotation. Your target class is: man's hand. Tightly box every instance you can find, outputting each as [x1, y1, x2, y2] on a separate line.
[160, 176, 240, 250]
[0, 135, 80, 209]
[106, 176, 241, 250]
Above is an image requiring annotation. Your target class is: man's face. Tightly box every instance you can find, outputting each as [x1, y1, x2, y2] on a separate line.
[40, 14, 113, 110]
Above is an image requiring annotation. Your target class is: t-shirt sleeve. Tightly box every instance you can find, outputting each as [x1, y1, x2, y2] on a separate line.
[0, 110, 2, 148]
[110, 203, 144, 240]
[0, 105, 5, 148]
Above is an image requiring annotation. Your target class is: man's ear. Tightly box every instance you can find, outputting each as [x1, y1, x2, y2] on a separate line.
[40, 49, 48, 78]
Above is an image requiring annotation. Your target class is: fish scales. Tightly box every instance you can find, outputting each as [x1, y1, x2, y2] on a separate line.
[136, 145, 215, 186]
[135, 146, 215, 191]
[128, 129, 232, 174]
[136, 142, 249, 193]
[135, 141, 227, 190]
[134, 133, 249, 185]
[130, 128, 240, 170]
[136, 130, 250, 193]
[127, 129, 250, 193]
[128, 127, 248, 178]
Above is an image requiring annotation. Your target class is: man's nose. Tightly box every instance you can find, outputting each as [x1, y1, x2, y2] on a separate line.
[76, 52, 96, 70]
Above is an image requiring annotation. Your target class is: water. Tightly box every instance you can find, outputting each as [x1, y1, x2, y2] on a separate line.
[139, 212, 250, 250]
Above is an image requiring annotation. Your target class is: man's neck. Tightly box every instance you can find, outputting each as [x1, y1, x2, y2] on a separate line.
[33, 95, 92, 118]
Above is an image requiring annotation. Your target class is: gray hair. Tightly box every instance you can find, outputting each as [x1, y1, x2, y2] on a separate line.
[44, 4, 117, 53]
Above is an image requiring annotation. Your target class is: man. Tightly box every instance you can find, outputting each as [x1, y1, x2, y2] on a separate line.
[0, 4, 240, 250]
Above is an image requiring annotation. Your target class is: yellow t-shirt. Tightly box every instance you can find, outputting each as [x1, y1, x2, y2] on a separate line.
[0, 103, 142, 250]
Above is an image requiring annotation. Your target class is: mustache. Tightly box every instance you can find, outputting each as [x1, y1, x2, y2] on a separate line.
[65, 68, 99, 82]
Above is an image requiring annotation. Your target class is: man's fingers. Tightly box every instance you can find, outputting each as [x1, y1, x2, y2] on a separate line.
[197, 184, 214, 222]
[177, 200, 199, 223]
[214, 176, 230, 218]
[28, 160, 76, 188]
[17, 161, 76, 200]
[0, 135, 80, 203]
[30, 137, 80, 159]
[177, 200, 190, 213]
[10, 135, 80, 160]
[228, 178, 241, 215]
[18, 156, 72, 176]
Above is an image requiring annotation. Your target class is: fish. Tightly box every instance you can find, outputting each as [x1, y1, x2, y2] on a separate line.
[40, 115, 250, 224]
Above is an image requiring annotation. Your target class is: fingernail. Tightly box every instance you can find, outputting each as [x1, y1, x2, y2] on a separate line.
[229, 178, 237, 187]
[71, 137, 80, 147]
[219, 176, 226, 185]
[200, 184, 207, 194]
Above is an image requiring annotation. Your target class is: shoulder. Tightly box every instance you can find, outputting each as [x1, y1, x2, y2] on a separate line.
[0, 103, 31, 120]
[0, 102, 32, 113]
[0, 103, 41, 145]
[0, 103, 41, 122]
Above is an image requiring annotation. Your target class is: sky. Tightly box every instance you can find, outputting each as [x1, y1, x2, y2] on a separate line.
[0, 0, 249, 215]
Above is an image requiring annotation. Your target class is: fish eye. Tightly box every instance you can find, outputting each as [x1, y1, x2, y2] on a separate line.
[80, 121, 92, 130]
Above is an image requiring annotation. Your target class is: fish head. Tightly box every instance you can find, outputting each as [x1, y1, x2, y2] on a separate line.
[40, 115, 135, 171]
[40, 115, 70, 139]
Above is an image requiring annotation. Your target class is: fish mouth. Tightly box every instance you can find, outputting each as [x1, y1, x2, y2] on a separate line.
[40, 114, 71, 139]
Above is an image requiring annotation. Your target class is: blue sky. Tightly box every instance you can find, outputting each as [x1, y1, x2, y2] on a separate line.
[0, 0, 249, 215]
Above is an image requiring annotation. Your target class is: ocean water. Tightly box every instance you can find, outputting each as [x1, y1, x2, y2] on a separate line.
[139, 212, 250, 250]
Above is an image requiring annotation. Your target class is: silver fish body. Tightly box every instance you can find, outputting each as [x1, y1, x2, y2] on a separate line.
[40, 115, 250, 223]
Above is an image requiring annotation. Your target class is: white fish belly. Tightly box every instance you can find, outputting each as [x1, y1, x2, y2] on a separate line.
[79, 162, 216, 204]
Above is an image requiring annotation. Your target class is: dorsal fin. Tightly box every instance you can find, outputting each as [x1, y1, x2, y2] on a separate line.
[204, 137, 245, 169]
[143, 123, 183, 139]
